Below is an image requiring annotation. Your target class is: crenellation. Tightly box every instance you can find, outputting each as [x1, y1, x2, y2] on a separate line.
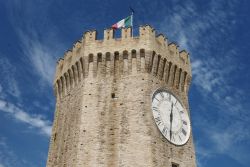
[73, 40, 82, 52]
[156, 34, 166, 46]
[54, 27, 192, 88]
[84, 30, 97, 43]
[55, 28, 191, 90]
[139, 24, 155, 38]
[52, 26, 193, 108]
[121, 27, 132, 39]
[179, 50, 189, 65]
[168, 42, 179, 57]
[104, 28, 114, 40]
[64, 50, 73, 70]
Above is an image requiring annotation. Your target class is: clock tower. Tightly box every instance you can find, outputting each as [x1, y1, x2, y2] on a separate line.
[46, 25, 196, 167]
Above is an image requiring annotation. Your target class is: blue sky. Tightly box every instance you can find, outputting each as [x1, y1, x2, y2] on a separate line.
[0, 0, 249, 167]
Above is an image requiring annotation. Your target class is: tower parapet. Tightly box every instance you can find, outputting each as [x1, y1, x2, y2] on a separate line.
[54, 25, 192, 99]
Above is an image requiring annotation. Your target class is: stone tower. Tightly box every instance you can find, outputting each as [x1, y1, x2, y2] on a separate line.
[46, 25, 196, 167]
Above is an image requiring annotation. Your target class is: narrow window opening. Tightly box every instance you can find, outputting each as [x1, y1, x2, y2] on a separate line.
[97, 53, 102, 62]
[114, 52, 119, 60]
[106, 52, 111, 61]
[177, 68, 182, 88]
[162, 58, 166, 79]
[132, 50, 136, 58]
[89, 54, 93, 63]
[140, 49, 145, 57]
[80, 57, 84, 73]
[156, 55, 161, 75]
[123, 51, 128, 59]
[167, 62, 172, 83]
[111, 93, 115, 98]
[173, 65, 177, 85]
[150, 52, 155, 72]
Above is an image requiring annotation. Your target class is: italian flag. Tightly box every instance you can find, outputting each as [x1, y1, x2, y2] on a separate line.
[112, 15, 133, 29]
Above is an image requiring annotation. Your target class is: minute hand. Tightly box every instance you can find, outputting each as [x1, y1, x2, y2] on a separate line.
[170, 102, 173, 141]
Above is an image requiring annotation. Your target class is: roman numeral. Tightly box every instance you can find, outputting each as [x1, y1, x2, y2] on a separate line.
[160, 92, 164, 99]
[182, 120, 187, 125]
[162, 126, 168, 136]
[152, 107, 159, 112]
[154, 98, 160, 102]
[172, 135, 175, 142]
[182, 128, 187, 136]
[179, 135, 182, 141]
[155, 117, 162, 125]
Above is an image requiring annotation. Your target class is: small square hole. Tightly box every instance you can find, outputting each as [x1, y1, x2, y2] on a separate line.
[111, 93, 115, 98]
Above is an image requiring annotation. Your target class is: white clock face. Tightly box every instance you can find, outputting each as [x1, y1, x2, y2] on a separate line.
[151, 89, 191, 145]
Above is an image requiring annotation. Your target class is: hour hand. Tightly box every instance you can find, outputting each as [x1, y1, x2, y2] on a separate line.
[170, 103, 173, 121]
[170, 102, 173, 140]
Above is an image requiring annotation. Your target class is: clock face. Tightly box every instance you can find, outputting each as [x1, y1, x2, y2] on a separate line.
[151, 89, 191, 145]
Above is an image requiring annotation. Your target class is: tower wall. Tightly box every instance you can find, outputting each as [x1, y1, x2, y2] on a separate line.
[47, 25, 196, 167]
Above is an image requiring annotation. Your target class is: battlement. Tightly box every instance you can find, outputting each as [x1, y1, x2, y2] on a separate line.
[53, 25, 192, 99]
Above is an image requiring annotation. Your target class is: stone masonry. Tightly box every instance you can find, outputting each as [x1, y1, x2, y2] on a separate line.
[46, 25, 197, 167]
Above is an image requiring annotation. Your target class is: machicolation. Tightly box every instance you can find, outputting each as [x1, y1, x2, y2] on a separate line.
[54, 25, 192, 99]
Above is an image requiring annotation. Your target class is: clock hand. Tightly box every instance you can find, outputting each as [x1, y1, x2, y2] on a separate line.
[170, 102, 173, 141]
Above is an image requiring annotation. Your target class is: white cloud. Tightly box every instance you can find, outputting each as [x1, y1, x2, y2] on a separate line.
[18, 30, 56, 85]
[4, 1, 63, 87]
[0, 99, 52, 137]
[0, 57, 21, 98]
[192, 59, 223, 93]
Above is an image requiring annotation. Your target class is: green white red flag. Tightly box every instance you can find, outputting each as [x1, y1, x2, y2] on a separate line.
[112, 15, 133, 29]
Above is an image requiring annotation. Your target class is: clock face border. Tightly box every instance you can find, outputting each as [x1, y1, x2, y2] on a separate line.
[151, 87, 191, 146]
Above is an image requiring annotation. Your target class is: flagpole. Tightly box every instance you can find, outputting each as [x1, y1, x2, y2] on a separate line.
[131, 12, 133, 38]
[130, 7, 134, 38]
